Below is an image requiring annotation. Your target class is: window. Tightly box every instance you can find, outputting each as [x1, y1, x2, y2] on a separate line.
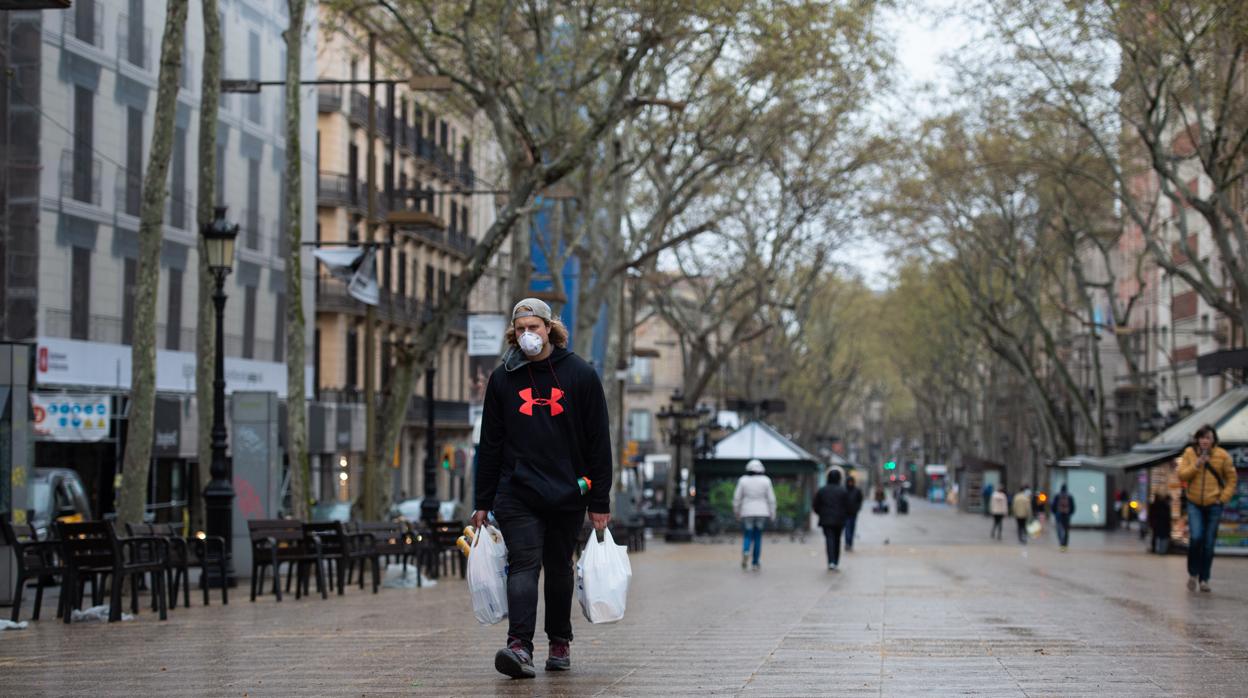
[425, 264, 434, 302]
[628, 409, 652, 442]
[71, 247, 90, 340]
[348, 142, 359, 204]
[450, 204, 458, 235]
[165, 268, 183, 350]
[438, 270, 447, 303]
[439, 120, 448, 150]
[462, 205, 470, 238]
[383, 242, 392, 291]
[72, 86, 93, 203]
[627, 356, 654, 387]
[122, 258, 136, 344]
[381, 338, 390, 387]
[125, 107, 143, 216]
[242, 285, 256, 359]
[75, 0, 96, 43]
[397, 250, 407, 297]
[246, 158, 260, 249]
[274, 293, 286, 361]
[126, 0, 144, 66]
[247, 31, 261, 123]
[346, 328, 358, 388]
[171, 126, 187, 229]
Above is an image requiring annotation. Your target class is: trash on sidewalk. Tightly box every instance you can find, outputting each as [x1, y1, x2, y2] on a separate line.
[0, 620, 30, 631]
[71, 605, 135, 623]
[381, 563, 436, 589]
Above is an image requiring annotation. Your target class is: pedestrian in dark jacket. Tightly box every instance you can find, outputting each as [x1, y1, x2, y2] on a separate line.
[813, 470, 852, 570]
[1148, 493, 1172, 555]
[844, 476, 865, 551]
[1050, 484, 1075, 550]
[473, 298, 613, 679]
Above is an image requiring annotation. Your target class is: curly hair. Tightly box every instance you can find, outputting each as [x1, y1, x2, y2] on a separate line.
[504, 317, 569, 349]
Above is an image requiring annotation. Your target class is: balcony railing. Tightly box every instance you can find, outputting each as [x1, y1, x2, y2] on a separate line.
[317, 84, 342, 113]
[117, 13, 150, 71]
[46, 309, 122, 344]
[317, 171, 369, 210]
[457, 162, 475, 189]
[63, 2, 104, 50]
[166, 188, 193, 231]
[115, 166, 143, 218]
[317, 275, 468, 333]
[348, 91, 393, 139]
[60, 149, 101, 206]
[239, 208, 264, 251]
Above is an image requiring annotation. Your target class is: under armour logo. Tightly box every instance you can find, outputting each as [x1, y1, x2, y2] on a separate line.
[519, 388, 564, 416]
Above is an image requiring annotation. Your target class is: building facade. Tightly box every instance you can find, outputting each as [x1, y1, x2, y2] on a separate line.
[0, 0, 317, 518]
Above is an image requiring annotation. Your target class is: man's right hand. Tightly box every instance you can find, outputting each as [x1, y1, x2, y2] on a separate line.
[470, 510, 489, 530]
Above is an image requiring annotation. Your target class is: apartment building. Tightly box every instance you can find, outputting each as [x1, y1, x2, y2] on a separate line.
[313, 15, 497, 507]
[0, 0, 317, 517]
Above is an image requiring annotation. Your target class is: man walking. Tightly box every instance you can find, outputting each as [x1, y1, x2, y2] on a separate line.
[473, 298, 613, 679]
[844, 476, 864, 551]
[1050, 484, 1075, 550]
[989, 487, 1008, 540]
[1177, 425, 1237, 593]
[813, 470, 852, 570]
[1012, 485, 1032, 544]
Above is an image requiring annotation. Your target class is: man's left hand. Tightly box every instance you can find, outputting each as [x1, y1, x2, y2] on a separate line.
[589, 512, 611, 531]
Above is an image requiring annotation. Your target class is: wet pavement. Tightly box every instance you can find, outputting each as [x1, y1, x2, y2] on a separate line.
[3, 499, 1247, 696]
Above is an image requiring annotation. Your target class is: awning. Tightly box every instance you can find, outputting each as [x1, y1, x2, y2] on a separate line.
[1056, 447, 1184, 471]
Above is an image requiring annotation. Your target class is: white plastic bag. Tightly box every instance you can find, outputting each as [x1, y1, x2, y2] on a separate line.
[467, 524, 509, 625]
[576, 527, 632, 624]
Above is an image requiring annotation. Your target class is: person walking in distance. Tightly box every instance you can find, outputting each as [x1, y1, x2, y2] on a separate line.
[989, 487, 1008, 540]
[733, 459, 776, 570]
[1148, 492, 1172, 555]
[1050, 484, 1076, 550]
[1012, 485, 1033, 544]
[844, 475, 865, 551]
[1177, 425, 1237, 593]
[813, 470, 852, 570]
[473, 298, 613, 679]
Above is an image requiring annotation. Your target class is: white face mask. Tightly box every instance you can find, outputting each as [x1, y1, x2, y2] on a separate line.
[519, 330, 544, 356]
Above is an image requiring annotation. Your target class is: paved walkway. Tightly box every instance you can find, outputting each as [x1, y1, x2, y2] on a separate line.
[3, 501, 1247, 696]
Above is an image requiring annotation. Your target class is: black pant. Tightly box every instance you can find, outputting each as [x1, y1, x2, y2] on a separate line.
[1016, 517, 1028, 543]
[991, 514, 1003, 539]
[822, 525, 844, 566]
[493, 494, 585, 653]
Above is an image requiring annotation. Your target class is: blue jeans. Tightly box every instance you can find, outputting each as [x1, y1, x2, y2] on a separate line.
[1186, 502, 1223, 582]
[844, 515, 858, 550]
[1055, 514, 1071, 547]
[742, 517, 766, 565]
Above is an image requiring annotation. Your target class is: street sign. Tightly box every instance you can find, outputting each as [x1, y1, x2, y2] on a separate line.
[408, 75, 452, 91]
[220, 79, 261, 93]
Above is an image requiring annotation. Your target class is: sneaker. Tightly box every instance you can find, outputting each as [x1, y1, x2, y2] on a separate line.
[1188, 576, 1198, 591]
[827, 563, 838, 571]
[751, 562, 760, 571]
[495, 638, 535, 679]
[545, 639, 571, 671]
[1200, 581, 1211, 593]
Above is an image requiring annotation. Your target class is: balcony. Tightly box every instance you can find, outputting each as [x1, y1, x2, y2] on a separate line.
[457, 162, 475, 190]
[117, 13, 151, 72]
[115, 167, 143, 219]
[317, 276, 468, 334]
[59, 149, 101, 207]
[45, 309, 122, 344]
[317, 171, 367, 210]
[317, 84, 343, 113]
[166, 188, 194, 231]
[238, 209, 265, 252]
[348, 90, 393, 140]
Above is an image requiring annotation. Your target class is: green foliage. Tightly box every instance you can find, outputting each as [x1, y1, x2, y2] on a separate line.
[709, 480, 736, 518]
[773, 481, 802, 520]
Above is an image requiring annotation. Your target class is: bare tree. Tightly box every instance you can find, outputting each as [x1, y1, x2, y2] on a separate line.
[194, 0, 222, 533]
[117, 1, 189, 526]
[283, 0, 310, 520]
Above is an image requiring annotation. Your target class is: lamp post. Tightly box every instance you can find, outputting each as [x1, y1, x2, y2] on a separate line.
[201, 206, 239, 581]
[658, 391, 701, 543]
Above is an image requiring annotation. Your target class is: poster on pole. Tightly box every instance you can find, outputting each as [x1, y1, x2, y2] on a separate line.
[467, 314, 506, 356]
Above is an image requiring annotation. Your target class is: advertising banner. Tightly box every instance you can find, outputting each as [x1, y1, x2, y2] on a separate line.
[467, 314, 506, 356]
[31, 392, 110, 442]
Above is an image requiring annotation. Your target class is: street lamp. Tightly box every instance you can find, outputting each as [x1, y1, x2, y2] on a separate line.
[202, 206, 239, 583]
[658, 391, 702, 543]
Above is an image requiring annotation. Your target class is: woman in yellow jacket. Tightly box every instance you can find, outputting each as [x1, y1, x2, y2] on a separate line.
[1177, 425, 1238, 593]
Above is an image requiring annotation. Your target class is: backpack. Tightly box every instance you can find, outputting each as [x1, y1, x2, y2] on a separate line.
[1055, 493, 1072, 515]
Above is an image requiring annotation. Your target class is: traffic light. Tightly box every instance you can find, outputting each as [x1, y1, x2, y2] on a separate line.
[884, 461, 897, 470]
[441, 445, 455, 470]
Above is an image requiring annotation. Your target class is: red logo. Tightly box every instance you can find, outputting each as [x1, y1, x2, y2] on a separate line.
[519, 387, 564, 416]
[38, 346, 47, 373]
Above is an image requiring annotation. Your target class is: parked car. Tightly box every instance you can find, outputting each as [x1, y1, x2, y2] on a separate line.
[310, 500, 355, 523]
[389, 498, 466, 523]
[28, 467, 92, 539]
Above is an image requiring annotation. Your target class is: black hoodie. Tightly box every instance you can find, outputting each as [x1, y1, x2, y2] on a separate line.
[474, 346, 612, 514]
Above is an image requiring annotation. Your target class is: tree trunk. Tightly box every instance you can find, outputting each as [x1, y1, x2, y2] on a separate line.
[284, 0, 309, 521]
[117, 1, 189, 527]
[193, 0, 221, 535]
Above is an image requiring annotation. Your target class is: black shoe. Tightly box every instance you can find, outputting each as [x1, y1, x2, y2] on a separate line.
[545, 639, 571, 671]
[495, 638, 535, 679]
